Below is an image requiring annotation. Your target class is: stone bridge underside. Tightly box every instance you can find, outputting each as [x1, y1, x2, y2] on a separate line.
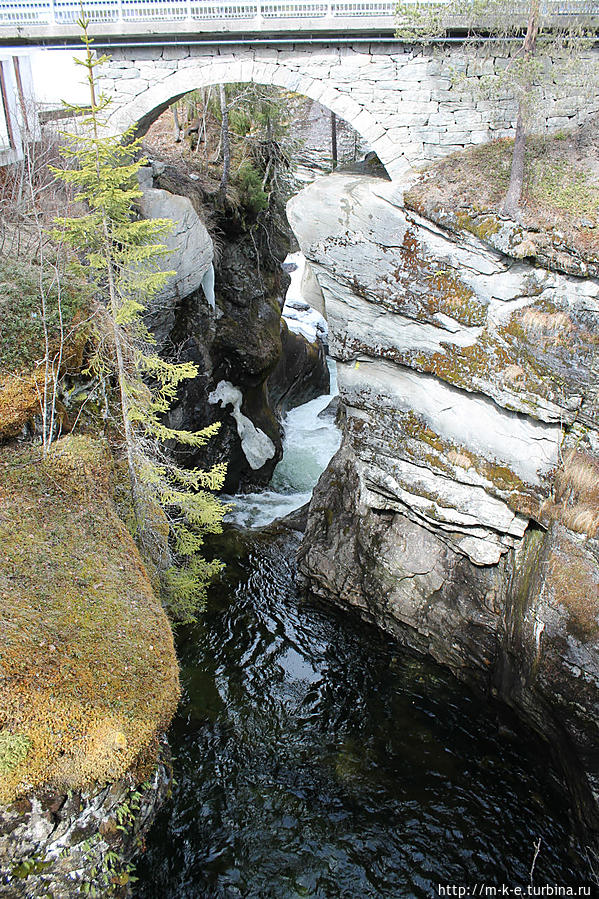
[101, 40, 599, 179]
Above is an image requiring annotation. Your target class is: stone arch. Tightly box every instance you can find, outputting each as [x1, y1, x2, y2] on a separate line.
[103, 55, 407, 180]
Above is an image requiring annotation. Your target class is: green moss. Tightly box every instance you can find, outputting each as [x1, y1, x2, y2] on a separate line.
[413, 321, 563, 411]
[0, 436, 180, 803]
[455, 210, 501, 241]
[398, 410, 445, 453]
[0, 730, 31, 775]
[11, 856, 52, 879]
[425, 267, 487, 327]
[532, 159, 599, 218]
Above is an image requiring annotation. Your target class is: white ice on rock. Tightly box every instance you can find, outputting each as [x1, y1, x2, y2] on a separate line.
[282, 252, 328, 344]
[200, 263, 216, 313]
[208, 381, 276, 471]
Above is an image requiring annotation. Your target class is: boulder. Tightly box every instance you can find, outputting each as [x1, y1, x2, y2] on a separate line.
[137, 180, 214, 350]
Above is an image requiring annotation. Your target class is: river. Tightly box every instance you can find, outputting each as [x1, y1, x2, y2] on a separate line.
[135, 261, 587, 898]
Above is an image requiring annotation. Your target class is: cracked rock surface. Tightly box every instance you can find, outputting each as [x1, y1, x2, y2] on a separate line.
[290, 172, 599, 842]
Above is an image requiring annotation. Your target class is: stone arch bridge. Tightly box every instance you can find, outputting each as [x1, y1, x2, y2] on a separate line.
[1, 2, 597, 179]
[98, 38, 599, 179]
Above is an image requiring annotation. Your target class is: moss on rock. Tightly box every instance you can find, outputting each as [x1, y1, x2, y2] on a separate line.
[0, 436, 180, 804]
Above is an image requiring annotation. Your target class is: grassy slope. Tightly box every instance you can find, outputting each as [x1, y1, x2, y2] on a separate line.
[0, 436, 180, 803]
[405, 125, 599, 256]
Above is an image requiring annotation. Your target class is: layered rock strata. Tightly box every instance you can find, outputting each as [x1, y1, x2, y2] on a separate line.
[288, 172, 599, 840]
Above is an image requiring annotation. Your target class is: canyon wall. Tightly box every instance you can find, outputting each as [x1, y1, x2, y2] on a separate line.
[138, 160, 329, 492]
[288, 172, 599, 839]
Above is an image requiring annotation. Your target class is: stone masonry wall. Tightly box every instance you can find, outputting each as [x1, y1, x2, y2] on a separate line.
[99, 41, 599, 180]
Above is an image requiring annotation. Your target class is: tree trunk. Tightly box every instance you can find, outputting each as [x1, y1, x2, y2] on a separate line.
[503, 106, 527, 218]
[84, 23, 143, 527]
[172, 103, 182, 143]
[331, 111, 338, 170]
[502, 0, 540, 218]
[219, 84, 230, 200]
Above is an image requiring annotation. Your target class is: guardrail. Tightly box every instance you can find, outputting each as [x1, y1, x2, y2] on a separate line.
[0, 0, 595, 27]
[0, 0, 398, 25]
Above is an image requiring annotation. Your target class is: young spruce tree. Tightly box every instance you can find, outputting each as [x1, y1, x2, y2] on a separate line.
[52, 16, 226, 622]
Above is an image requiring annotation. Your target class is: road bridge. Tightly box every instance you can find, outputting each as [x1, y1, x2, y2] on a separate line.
[0, 0, 597, 179]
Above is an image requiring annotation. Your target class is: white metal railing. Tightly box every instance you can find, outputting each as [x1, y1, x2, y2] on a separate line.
[0, 0, 595, 26]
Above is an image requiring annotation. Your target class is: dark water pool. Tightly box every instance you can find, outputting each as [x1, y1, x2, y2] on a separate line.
[136, 530, 586, 898]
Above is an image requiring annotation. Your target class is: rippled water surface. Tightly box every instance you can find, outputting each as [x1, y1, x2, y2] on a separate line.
[136, 530, 584, 898]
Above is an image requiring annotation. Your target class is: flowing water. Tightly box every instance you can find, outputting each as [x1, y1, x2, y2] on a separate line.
[223, 358, 339, 529]
[135, 528, 585, 898]
[223, 255, 340, 530]
[135, 271, 588, 897]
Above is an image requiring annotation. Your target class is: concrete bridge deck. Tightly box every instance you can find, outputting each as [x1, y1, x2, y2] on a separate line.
[0, 0, 596, 47]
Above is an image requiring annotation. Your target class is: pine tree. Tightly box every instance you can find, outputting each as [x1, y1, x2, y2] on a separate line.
[51, 15, 226, 622]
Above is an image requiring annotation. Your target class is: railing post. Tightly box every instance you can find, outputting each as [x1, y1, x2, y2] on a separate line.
[49, 0, 56, 25]
[256, 0, 263, 23]
[117, 0, 123, 25]
[186, 0, 192, 20]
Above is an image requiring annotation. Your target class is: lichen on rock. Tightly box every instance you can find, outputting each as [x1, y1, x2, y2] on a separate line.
[289, 164, 599, 845]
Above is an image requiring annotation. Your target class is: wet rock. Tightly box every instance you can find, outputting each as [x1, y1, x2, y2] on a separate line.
[318, 396, 339, 421]
[297, 443, 504, 686]
[268, 320, 330, 415]
[0, 748, 171, 898]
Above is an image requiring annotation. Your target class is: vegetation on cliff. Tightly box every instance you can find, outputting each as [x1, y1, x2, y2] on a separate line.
[405, 124, 599, 257]
[0, 23, 230, 810]
[49, 22, 227, 622]
[0, 436, 180, 804]
[0, 255, 90, 442]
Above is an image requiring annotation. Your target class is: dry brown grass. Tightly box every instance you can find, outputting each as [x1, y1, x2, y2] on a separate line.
[500, 363, 526, 386]
[405, 121, 599, 257]
[447, 448, 473, 469]
[548, 528, 599, 642]
[0, 436, 180, 803]
[543, 449, 599, 538]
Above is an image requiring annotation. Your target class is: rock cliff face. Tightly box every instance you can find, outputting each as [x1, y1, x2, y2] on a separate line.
[288, 172, 599, 841]
[0, 752, 171, 899]
[139, 162, 329, 492]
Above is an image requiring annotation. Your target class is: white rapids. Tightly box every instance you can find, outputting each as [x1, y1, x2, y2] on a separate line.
[224, 253, 340, 529]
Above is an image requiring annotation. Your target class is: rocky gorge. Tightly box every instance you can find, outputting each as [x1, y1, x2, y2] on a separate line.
[137, 159, 330, 493]
[3, 85, 599, 895]
[288, 169, 599, 845]
[0, 115, 331, 895]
